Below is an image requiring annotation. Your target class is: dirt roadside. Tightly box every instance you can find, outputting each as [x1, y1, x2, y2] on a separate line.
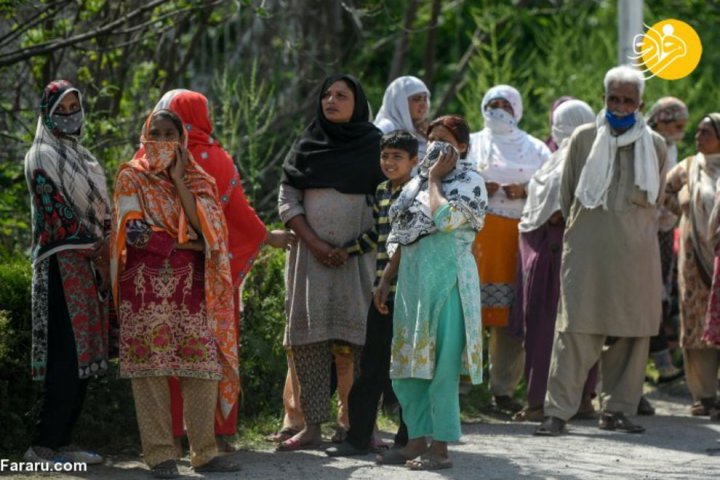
[2, 384, 719, 480]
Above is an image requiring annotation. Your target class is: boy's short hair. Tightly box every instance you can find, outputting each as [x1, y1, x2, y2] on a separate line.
[380, 130, 419, 158]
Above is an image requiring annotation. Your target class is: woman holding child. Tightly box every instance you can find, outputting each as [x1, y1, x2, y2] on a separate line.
[277, 74, 384, 450]
[375, 115, 487, 470]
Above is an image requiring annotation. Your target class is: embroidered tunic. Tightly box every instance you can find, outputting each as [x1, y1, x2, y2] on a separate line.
[390, 204, 484, 384]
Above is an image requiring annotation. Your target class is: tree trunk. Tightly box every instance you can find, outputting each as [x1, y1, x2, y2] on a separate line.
[423, 0, 441, 89]
[387, 0, 419, 83]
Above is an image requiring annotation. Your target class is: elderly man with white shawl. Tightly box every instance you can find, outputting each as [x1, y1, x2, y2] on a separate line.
[469, 84, 550, 414]
[374, 76, 431, 158]
[535, 66, 667, 436]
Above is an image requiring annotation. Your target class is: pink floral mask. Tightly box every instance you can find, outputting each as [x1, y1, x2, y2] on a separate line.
[142, 140, 178, 172]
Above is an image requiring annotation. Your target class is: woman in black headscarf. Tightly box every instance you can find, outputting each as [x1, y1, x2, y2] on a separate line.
[276, 74, 383, 450]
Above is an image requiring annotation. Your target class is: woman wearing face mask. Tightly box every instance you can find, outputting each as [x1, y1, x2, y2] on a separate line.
[374, 115, 487, 470]
[138, 89, 294, 454]
[374, 76, 431, 159]
[468, 85, 550, 415]
[665, 113, 720, 419]
[112, 109, 240, 477]
[23, 80, 110, 466]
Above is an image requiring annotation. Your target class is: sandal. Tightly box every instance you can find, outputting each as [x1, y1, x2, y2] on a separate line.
[406, 456, 453, 471]
[690, 398, 716, 416]
[276, 437, 322, 452]
[533, 416, 566, 436]
[512, 406, 544, 422]
[151, 459, 179, 479]
[193, 455, 241, 473]
[598, 412, 645, 433]
[375, 448, 415, 465]
[264, 428, 299, 443]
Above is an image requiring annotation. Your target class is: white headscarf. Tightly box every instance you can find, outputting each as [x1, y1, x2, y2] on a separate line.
[520, 100, 594, 232]
[374, 76, 430, 155]
[469, 84, 550, 218]
[574, 110, 660, 209]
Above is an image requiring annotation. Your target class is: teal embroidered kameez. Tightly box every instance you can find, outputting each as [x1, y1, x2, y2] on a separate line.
[391, 203, 484, 441]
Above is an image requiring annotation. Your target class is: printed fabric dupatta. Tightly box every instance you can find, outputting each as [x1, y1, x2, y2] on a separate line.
[111, 119, 238, 419]
[151, 89, 267, 286]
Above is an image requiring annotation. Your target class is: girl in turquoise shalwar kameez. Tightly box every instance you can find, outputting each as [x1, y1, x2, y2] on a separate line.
[374, 115, 487, 470]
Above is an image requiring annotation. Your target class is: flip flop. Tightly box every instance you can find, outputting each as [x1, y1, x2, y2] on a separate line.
[406, 456, 453, 471]
[275, 437, 322, 452]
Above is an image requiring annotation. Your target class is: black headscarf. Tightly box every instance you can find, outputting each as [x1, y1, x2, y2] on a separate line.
[281, 74, 384, 194]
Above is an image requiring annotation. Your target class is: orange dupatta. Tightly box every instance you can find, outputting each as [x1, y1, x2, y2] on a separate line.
[111, 146, 238, 419]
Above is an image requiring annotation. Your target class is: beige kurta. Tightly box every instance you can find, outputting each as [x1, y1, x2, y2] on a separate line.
[278, 184, 375, 346]
[556, 124, 667, 337]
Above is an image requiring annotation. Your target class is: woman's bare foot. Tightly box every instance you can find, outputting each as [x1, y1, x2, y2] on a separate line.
[396, 437, 429, 460]
[276, 424, 322, 451]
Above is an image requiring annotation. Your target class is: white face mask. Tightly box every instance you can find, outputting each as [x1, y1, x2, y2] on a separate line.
[419, 141, 458, 177]
[484, 108, 517, 134]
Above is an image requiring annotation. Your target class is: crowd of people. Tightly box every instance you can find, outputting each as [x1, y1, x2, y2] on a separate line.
[22, 64, 720, 477]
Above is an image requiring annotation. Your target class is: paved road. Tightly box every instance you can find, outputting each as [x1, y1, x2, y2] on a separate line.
[3, 386, 719, 479]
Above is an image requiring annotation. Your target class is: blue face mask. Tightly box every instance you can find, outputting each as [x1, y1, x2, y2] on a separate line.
[605, 109, 636, 130]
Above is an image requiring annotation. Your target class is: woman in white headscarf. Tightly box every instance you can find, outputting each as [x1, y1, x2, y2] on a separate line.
[469, 84, 550, 414]
[512, 99, 598, 422]
[374, 76, 430, 158]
